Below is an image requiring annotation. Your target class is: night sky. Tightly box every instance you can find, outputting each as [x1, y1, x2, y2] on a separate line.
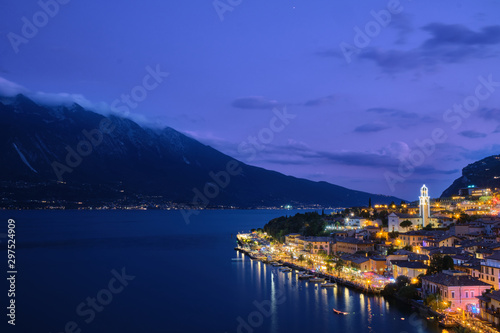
[1, 0, 500, 200]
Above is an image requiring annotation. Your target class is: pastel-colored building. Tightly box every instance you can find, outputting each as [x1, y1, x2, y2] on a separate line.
[478, 290, 500, 326]
[296, 236, 332, 255]
[391, 260, 427, 279]
[421, 270, 491, 310]
[479, 252, 500, 290]
[333, 237, 374, 255]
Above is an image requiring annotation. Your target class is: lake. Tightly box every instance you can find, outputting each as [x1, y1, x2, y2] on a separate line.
[0, 209, 442, 333]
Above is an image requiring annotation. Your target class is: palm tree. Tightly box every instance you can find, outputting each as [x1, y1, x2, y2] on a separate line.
[298, 254, 305, 264]
[400, 220, 413, 230]
[307, 258, 314, 268]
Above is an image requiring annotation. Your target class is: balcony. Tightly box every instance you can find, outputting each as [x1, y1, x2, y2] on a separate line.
[483, 308, 500, 318]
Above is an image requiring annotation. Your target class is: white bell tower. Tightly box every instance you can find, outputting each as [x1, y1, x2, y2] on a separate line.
[419, 184, 430, 227]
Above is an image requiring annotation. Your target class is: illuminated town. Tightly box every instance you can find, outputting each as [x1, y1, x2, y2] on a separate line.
[237, 185, 500, 332]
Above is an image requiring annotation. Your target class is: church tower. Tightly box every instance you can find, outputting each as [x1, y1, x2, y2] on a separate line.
[419, 184, 430, 227]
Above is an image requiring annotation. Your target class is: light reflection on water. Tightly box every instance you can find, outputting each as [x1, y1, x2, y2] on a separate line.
[239, 254, 442, 333]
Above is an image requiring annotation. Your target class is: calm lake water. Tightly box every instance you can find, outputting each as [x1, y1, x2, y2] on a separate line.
[0, 210, 443, 333]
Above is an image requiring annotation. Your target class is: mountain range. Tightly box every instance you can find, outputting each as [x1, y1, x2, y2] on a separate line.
[441, 154, 500, 197]
[0, 94, 402, 208]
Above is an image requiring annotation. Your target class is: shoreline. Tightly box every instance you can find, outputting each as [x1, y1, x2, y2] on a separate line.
[235, 245, 498, 333]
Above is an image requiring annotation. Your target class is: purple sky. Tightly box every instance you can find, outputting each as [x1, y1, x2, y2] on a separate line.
[1, 0, 500, 200]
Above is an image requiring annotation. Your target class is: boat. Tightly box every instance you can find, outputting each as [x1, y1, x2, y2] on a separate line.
[321, 283, 336, 288]
[280, 267, 292, 272]
[298, 274, 314, 280]
[271, 262, 283, 267]
[231, 258, 243, 261]
[309, 277, 326, 283]
[333, 308, 349, 315]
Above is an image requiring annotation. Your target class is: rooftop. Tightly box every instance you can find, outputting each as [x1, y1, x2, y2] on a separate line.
[391, 260, 428, 269]
[335, 237, 374, 245]
[422, 271, 491, 287]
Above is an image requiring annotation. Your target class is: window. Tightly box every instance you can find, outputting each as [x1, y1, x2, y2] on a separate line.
[493, 277, 496, 282]
[465, 291, 469, 298]
[445, 291, 447, 297]
[471, 291, 474, 298]
[451, 291, 455, 299]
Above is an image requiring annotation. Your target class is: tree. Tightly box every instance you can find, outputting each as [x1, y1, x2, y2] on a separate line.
[396, 275, 410, 289]
[403, 245, 413, 252]
[388, 231, 399, 239]
[443, 255, 454, 271]
[368, 197, 372, 208]
[306, 243, 313, 253]
[382, 283, 398, 296]
[400, 220, 413, 229]
[306, 258, 313, 268]
[387, 244, 397, 255]
[298, 254, 305, 263]
[335, 259, 345, 272]
[428, 254, 442, 275]
[457, 213, 476, 224]
[397, 285, 418, 300]
[423, 222, 434, 230]
[424, 293, 450, 311]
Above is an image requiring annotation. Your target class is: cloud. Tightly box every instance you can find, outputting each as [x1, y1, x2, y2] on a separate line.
[354, 122, 390, 133]
[356, 23, 500, 73]
[366, 107, 418, 119]
[303, 95, 335, 107]
[231, 96, 280, 110]
[479, 107, 500, 121]
[315, 49, 343, 58]
[459, 130, 488, 139]
[358, 48, 423, 73]
[494, 125, 500, 133]
[459, 144, 500, 160]
[422, 23, 500, 48]
[255, 141, 459, 177]
[0, 77, 28, 96]
[0, 75, 103, 111]
[391, 14, 413, 44]
[0, 76, 155, 127]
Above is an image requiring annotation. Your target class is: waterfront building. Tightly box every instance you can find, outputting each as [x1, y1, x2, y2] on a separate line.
[477, 290, 500, 325]
[370, 257, 387, 274]
[296, 236, 332, 255]
[421, 270, 491, 310]
[284, 233, 301, 244]
[479, 252, 500, 289]
[340, 254, 370, 272]
[391, 260, 428, 279]
[332, 237, 375, 255]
